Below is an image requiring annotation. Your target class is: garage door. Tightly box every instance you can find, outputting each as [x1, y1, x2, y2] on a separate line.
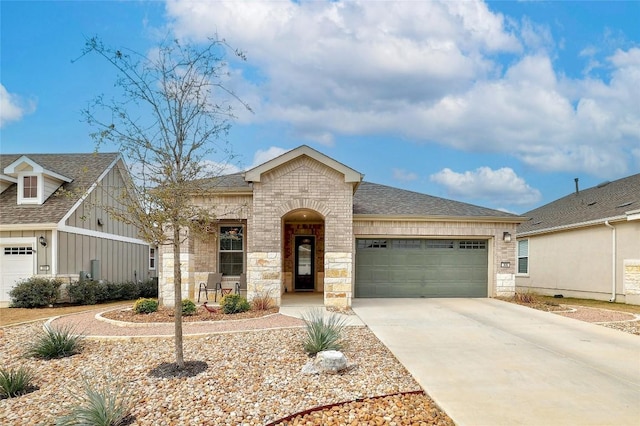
[355, 239, 488, 298]
[1, 245, 35, 304]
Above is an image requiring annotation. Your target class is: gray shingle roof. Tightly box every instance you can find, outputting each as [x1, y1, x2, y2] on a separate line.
[517, 173, 640, 236]
[195, 172, 522, 220]
[0, 153, 120, 225]
[354, 181, 521, 219]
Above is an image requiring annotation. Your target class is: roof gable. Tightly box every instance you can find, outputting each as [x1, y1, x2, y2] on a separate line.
[0, 152, 121, 226]
[244, 145, 363, 184]
[518, 173, 640, 236]
[3, 155, 73, 183]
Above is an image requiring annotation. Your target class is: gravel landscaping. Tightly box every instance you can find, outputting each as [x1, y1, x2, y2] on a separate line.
[2, 301, 637, 425]
[0, 318, 450, 425]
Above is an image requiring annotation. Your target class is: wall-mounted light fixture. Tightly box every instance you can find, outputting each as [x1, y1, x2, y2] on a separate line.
[39, 235, 48, 247]
[97, 218, 104, 226]
[503, 232, 512, 243]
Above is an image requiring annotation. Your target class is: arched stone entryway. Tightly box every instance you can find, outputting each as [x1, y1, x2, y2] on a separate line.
[282, 208, 325, 295]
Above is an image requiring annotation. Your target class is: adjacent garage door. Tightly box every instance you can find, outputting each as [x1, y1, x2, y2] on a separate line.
[355, 239, 488, 298]
[1, 245, 35, 304]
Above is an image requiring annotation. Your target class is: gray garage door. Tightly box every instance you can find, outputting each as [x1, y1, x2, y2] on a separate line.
[355, 239, 488, 298]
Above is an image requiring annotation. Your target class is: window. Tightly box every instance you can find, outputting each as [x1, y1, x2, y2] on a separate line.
[149, 247, 156, 270]
[4, 247, 34, 255]
[517, 239, 529, 274]
[459, 241, 487, 250]
[426, 240, 454, 249]
[23, 176, 38, 199]
[392, 239, 421, 249]
[357, 239, 387, 249]
[219, 226, 244, 275]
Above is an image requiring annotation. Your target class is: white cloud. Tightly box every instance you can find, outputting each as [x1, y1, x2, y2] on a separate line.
[392, 168, 418, 182]
[0, 84, 36, 128]
[249, 146, 290, 169]
[430, 166, 542, 206]
[163, 1, 640, 179]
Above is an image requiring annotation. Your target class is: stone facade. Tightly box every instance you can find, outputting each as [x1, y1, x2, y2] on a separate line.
[157, 146, 520, 308]
[624, 259, 640, 305]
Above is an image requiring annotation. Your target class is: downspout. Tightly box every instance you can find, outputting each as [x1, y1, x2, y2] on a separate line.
[604, 221, 616, 302]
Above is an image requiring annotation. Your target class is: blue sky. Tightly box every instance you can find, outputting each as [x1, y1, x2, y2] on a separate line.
[1, 0, 639, 214]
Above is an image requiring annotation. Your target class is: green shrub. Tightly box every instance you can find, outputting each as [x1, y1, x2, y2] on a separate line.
[26, 324, 84, 359]
[133, 298, 158, 314]
[138, 278, 158, 298]
[118, 281, 140, 301]
[220, 294, 251, 314]
[301, 308, 347, 356]
[182, 299, 196, 316]
[0, 366, 36, 399]
[9, 277, 63, 308]
[55, 376, 134, 426]
[67, 280, 108, 305]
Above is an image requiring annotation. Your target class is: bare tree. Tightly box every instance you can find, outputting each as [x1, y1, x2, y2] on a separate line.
[77, 36, 250, 369]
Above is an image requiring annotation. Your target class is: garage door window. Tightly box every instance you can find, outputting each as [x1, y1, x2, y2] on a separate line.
[4, 247, 34, 255]
[392, 240, 421, 249]
[459, 241, 487, 250]
[357, 239, 387, 249]
[426, 240, 454, 249]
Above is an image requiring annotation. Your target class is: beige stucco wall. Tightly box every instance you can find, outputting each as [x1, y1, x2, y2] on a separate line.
[516, 219, 640, 304]
[353, 219, 518, 297]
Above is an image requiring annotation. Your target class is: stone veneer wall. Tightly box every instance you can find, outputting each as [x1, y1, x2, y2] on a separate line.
[248, 156, 355, 307]
[353, 219, 518, 298]
[624, 259, 640, 305]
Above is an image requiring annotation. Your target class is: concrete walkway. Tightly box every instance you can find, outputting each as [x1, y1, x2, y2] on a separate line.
[351, 298, 640, 426]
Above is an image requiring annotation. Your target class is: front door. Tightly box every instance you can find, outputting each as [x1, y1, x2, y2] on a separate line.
[295, 236, 315, 291]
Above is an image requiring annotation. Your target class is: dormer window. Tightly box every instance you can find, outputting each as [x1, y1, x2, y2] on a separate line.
[18, 174, 42, 204]
[23, 176, 38, 199]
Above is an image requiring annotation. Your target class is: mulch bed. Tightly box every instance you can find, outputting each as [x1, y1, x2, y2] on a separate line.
[100, 305, 279, 323]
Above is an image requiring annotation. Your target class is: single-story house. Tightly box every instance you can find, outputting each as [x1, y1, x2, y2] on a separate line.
[0, 153, 155, 307]
[159, 145, 525, 308]
[516, 174, 640, 305]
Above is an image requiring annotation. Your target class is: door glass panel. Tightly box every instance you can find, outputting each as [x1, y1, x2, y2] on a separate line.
[298, 241, 312, 276]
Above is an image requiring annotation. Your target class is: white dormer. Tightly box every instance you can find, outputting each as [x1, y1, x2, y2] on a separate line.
[3, 156, 72, 205]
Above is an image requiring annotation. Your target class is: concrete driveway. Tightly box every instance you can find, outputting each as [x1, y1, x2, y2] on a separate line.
[352, 298, 640, 426]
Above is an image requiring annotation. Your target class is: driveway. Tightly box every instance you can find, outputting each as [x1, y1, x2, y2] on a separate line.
[351, 298, 640, 426]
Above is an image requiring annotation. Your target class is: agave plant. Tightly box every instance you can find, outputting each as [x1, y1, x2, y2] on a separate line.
[0, 366, 36, 399]
[25, 324, 84, 359]
[301, 308, 347, 356]
[55, 375, 134, 426]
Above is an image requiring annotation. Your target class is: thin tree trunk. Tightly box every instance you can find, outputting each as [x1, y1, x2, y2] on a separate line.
[173, 226, 184, 369]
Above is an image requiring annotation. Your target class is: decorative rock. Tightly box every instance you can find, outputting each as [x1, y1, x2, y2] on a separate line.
[313, 350, 348, 374]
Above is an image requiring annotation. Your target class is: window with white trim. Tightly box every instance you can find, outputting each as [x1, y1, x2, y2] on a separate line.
[219, 226, 244, 275]
[517, 239, 529, 274]
[23, 176, 38, 198]
[149, 247, 156, 270]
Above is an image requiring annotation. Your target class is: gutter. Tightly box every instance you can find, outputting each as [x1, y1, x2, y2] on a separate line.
[517, 215, 627, 238]
[604, 221, 616, 302]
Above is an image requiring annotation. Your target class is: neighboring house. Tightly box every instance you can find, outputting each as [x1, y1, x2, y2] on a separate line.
[0, 153, 155, 307]
[516, 174, 640, 305]
[159, 145, 525, 308]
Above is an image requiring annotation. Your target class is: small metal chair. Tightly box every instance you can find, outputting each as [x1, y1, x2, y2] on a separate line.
[235, 273, 247, 296]
[198, 272, 223, 302]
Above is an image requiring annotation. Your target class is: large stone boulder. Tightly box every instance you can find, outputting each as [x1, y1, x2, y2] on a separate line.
[302, 350, 349, 375]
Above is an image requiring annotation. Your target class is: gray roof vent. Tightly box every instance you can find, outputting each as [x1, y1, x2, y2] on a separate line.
[616, 201, 634, 208]
[596, 181, 611, 188]
[587, 201, 597, 206]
